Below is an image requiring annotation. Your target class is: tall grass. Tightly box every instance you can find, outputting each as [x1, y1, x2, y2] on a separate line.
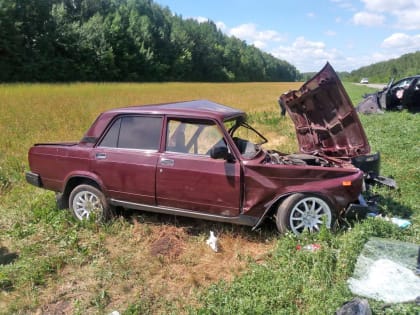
[0, 82, 298, 195]
[0, 82, 418, 314]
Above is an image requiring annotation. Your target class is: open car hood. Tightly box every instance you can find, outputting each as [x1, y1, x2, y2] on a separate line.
[280, 62, 370, 158]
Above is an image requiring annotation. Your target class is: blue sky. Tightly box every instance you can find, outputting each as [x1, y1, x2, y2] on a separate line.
[155, 0, 420, 72]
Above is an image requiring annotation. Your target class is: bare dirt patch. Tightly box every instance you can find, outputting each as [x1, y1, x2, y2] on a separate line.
[150, 225, 186, 260]
[39, 300, 71, 315]
[34, 213, 277, 313]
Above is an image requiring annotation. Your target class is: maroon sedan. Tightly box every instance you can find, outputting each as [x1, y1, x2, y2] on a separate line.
[26, 68, 370, 235]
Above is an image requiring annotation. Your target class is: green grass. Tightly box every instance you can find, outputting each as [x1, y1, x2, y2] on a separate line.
[193, 84, 420, 315]
[0, 82, 419, 314]
[194, 84, 420, 314]
[343, 82, 378, 105]
[195, 220, 418, 314]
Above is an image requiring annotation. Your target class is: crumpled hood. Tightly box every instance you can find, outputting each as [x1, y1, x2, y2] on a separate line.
[280, 62, 370, 158]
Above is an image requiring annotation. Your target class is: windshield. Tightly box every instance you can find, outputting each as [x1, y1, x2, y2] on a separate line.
[224, 117, 267, 159]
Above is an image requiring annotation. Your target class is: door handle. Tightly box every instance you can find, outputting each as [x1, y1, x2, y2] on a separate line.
[159, 158, 174, 166]
[95, 153, 107, 160]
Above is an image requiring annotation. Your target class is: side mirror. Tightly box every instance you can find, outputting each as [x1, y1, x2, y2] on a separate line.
[210, 146, 233, 161]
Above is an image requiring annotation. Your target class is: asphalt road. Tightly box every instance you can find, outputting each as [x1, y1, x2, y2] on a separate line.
[354, 83, 386, 90]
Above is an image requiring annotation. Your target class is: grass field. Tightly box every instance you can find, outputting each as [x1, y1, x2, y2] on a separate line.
[0, 82, 419, 314]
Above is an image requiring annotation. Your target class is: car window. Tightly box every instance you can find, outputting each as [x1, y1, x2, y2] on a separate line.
[99, 116, 162, 150]
[99, 117, 121, 147]
[393, 78, 413, 90]
[224, 117, 267, 159]
[166, 119, 226, 155]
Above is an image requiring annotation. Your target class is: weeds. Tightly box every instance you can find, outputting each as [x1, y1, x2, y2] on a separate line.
[0, 82, 418, 314]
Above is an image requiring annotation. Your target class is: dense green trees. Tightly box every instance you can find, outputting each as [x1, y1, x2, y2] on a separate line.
[0, 0, 299, 82]
[344, 51, 420, 83]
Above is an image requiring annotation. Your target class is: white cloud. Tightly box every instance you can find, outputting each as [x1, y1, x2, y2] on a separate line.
[360, 0, 420, 30]
[395, 9, 420, 30]
[197, 14, 418, 73]
[352, 12, 385, 27]
[192, 17, 227, 31]
[306, 12, 315, 18]
[215, 21, 226, 31]
[193, 16, 208, 23]
[381, 33, 420, 51]
[361, 0, 414, 12]
[330, 0, 357, 11]
[229, 23, 285, 48]
[253, 40, 266, 49]
[344, 53, 392, 70]
[271, 37, 345, 72]
[269, 36, 407, 72]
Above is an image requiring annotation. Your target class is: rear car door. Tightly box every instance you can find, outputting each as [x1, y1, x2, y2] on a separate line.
[156, 118, 241, 216]
[91, 115, 162, 204]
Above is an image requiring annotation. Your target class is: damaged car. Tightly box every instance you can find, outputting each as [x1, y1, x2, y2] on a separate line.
[356, 75, 420, 114]
[26, 63, 388, 235]
[28, 107, 372, 235]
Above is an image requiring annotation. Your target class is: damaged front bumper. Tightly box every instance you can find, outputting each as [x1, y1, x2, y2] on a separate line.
[351, 152, 397, 189]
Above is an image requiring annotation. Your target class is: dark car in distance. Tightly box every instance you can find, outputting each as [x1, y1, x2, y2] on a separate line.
[26, 66, 372, 235]
[357, 75, 420, 114]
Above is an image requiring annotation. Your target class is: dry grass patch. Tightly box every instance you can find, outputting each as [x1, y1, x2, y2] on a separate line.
[0, 82, 297, 314]
[27, 213, 277, 314]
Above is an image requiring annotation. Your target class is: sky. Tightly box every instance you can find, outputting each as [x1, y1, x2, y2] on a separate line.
[154, 0, 420, 73]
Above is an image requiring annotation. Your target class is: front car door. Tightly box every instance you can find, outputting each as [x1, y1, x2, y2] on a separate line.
[386, 78, 413, 109]
[156, 117, 241, 216]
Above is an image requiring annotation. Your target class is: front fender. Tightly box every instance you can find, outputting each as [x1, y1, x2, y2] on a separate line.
[251, 191, 336, 231]
[251, 192, 292, 230]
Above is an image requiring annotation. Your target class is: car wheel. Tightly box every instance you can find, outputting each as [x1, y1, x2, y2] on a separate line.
[276, 193, 334, 235]
[55, 192, 68, 209]
[69, 184, 111, 222]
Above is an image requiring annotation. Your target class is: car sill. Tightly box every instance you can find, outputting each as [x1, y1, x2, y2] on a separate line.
[109, 199, 257, 226]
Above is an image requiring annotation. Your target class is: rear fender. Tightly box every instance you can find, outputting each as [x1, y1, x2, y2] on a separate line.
[61, 172, 105, 207]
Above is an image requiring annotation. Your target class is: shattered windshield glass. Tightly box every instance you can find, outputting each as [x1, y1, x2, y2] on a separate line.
[348, 237, 420, 303]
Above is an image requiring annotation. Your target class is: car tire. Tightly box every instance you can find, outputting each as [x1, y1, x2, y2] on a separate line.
[275, 193, 334, 235]
[55, 192, 68, 209]
[69, 184, 112, 222]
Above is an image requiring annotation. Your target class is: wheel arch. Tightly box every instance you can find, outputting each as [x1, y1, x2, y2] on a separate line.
[60, 175, 104, 209]
[251, 191, 336, 231]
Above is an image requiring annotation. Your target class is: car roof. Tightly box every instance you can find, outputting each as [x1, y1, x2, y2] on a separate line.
[394, 75, 420, 82]
[82, 100, 245, 142]
[107, 99, 244, 121]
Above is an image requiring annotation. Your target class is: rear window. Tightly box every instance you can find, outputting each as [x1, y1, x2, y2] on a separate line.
[99, 116, 162, 150]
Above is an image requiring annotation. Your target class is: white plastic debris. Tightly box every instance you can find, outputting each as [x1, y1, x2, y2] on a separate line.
[389, 217, 411, 229]
[206, 231, 219, 252]
[373, 215, 411, 229]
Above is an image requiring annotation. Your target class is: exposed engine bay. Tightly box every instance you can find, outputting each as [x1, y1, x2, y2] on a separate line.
[264, 150, 334, 167]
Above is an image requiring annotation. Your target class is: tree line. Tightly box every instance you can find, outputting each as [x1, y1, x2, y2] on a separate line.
[0, 0, 300, 82]
[343, 51, 420, 83]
